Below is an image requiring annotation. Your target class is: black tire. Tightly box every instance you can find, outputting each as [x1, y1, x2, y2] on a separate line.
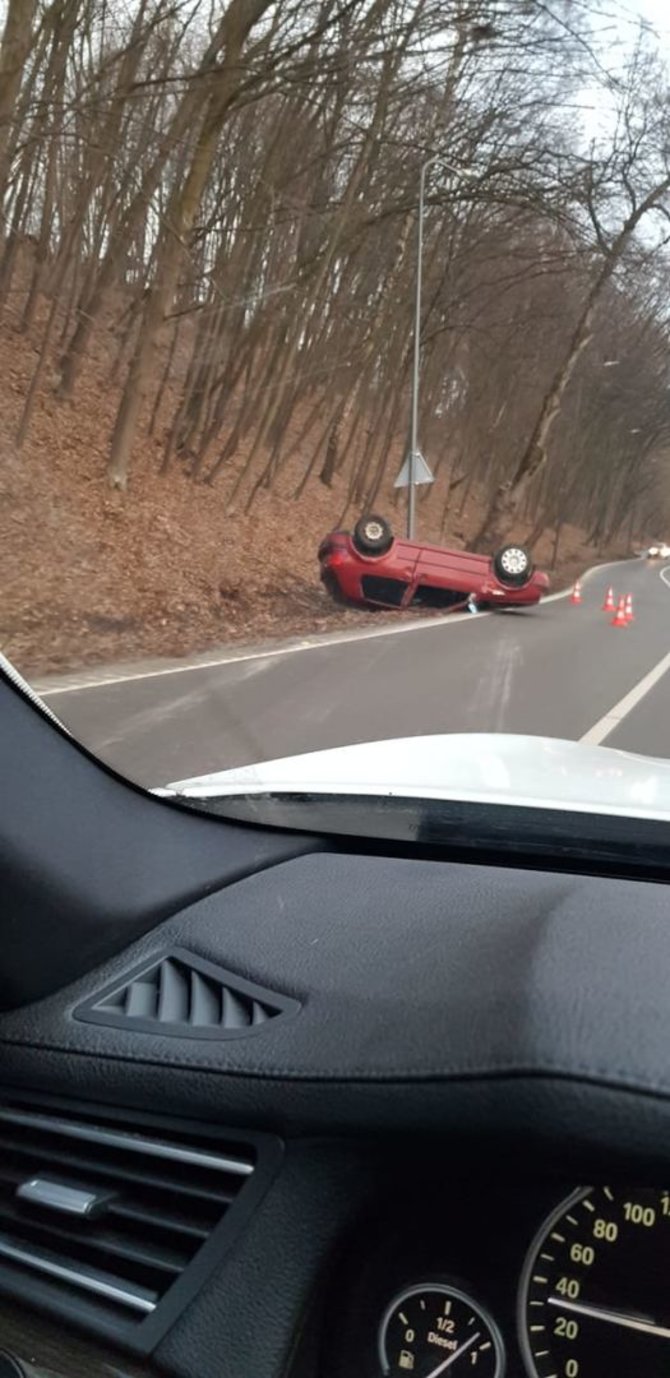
[492, 542, 534, 587]
[352, 514, 394, 557]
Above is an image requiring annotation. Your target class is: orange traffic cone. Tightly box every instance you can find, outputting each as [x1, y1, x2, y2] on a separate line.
[570, 579, 583, 606]
[625, 593, 634, 623]
[602, 586, 615, 612]
[611, 595, 628, 628]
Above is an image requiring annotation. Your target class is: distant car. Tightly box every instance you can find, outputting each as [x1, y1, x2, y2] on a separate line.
[318, 514, 549, 612]
[646, 543, 670, 559]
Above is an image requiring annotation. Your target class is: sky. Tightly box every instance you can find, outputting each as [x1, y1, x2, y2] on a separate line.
[585, 0, 670, 70]
[632, 0, 670, 40]
[620, 0, 670, 48]
[576, 0, 670, 144]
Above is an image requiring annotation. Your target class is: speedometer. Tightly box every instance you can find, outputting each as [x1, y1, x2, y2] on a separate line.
[519, 1186, 670, 1377]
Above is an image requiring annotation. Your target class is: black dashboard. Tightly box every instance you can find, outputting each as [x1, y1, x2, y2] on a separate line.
[4, 669, 670, 1378]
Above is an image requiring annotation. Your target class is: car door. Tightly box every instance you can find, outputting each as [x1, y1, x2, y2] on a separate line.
[358, 537, 421, 607]
[411, 542, 480, 607]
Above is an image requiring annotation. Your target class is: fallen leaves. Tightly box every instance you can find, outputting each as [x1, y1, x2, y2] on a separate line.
[0, 313, 620, 678]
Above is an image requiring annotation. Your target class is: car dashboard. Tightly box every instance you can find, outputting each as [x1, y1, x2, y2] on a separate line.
[4, 676, 670, 1378]
[0, 1132, 668, 1378]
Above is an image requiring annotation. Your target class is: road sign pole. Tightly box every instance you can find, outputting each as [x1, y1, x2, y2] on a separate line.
[407, 160, 428, 540]
[405, 155, 473, 537]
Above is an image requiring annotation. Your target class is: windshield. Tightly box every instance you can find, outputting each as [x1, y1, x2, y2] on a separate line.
[3, 0, 670, 821]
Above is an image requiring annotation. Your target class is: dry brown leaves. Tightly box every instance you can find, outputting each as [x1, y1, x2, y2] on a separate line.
[0, 306, 621, 677]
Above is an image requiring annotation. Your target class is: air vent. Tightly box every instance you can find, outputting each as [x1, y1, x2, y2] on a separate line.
[0, 1102, 260, 1332]
[74, 948, 300, 1038]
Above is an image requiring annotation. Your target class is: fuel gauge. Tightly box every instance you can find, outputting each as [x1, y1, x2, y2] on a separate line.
[379, 1283, 504, 1377]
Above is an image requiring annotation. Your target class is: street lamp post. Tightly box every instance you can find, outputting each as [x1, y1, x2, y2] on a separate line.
[406, 154, 473, 539]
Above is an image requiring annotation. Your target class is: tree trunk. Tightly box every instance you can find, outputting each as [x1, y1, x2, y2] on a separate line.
[319, 415, 341, 488]
[106, 0, 273, 489]
[56, 3, 225, 399]
[0, 0, 38, 218]
[551, 520, 563, 569]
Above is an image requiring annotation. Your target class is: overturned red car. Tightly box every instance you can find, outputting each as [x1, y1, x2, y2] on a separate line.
[318, 515, 549, 612]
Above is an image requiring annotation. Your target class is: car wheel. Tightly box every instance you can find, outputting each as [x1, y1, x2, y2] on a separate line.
[352, 514, 394, 557]
[492, 543, 534, 587]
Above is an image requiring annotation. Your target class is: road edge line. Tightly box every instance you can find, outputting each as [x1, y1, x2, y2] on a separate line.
[581, 566, 670, 745]
[35, 556, 635, 698]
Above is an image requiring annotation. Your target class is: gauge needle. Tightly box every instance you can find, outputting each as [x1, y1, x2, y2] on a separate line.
[423, 1331, 480, 1378]
[548, 1296, 670, 1340]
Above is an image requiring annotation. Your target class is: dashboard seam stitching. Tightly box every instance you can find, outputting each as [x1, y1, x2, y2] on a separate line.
[5, 1037, 670, 1096]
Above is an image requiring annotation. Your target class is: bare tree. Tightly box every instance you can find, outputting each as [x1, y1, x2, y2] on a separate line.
[472, 45, 670, 548]
[0, 0, 39, 224]
[1, 0, 670, 558]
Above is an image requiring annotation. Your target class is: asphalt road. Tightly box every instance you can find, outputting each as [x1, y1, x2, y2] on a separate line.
[36, 558, 670, 788]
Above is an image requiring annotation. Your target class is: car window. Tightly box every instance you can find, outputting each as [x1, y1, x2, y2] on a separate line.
[3, 0, 670, 824]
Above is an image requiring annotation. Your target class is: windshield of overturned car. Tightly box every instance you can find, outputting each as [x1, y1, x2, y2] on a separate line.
[3, 0, 670, 808]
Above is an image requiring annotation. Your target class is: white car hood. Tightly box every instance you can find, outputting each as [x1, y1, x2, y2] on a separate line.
[161, 733, 670, 822]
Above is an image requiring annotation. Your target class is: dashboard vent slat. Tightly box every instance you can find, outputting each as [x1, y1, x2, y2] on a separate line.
[0, 1131, 243, 1204]
[0, 1236, 158, 1314]
[0, 1103, 258, 1327]
[157, 959, 188, 1024]
[0, 1199, 187, 1279]
[190, 970, 220, 1026]
[124, 979, 156, 1019]
[74, 948, 300, 1039]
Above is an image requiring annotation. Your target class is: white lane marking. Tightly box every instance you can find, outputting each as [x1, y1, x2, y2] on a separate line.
[34, 556, 635, 698]
[580, 649, 670, 745]
[581, 565, 670, 745]
[35, 608, 493, 695]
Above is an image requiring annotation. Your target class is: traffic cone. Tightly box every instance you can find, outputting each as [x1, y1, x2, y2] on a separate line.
[625, 593, 634, 623]
[611, 595, 628, 628]
[602, 586, 615, 613]
[570, 579, 583, 606]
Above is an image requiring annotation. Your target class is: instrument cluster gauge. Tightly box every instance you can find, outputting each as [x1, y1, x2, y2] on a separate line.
[379, 1282, 505, 1376]
[519, 1185, 670, 1378]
